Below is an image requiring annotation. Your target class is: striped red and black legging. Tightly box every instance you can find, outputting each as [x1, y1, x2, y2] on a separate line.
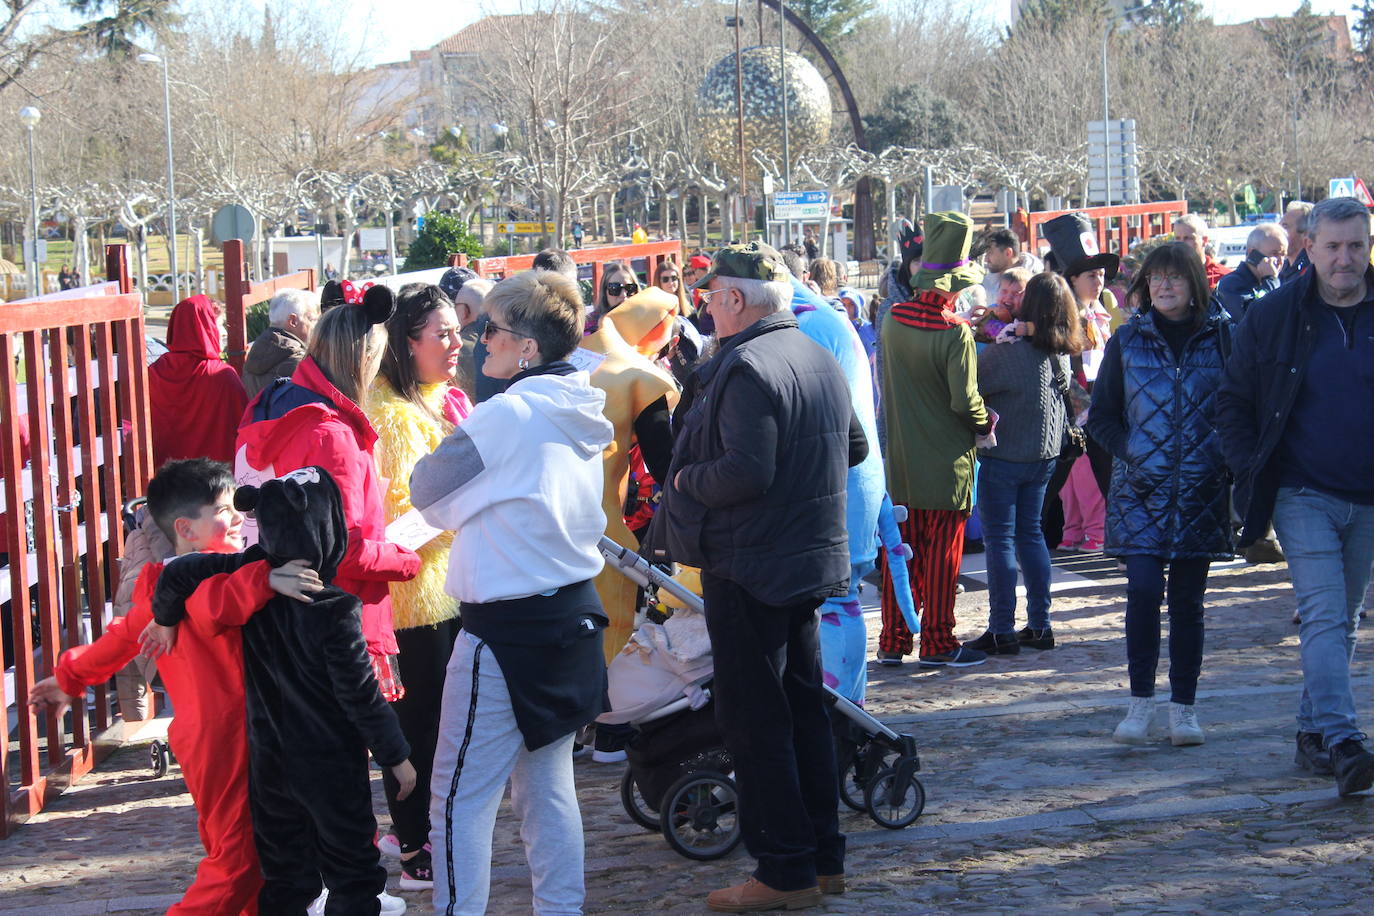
[879, 506, 967, 657]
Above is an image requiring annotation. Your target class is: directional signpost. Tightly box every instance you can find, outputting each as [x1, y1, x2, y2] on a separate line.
[1087, 119, 1140, 206]
[773, 190, 831, 221]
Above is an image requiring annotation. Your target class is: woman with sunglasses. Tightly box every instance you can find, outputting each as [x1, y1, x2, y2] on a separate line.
[592, 261, 640, 331]
[654, 259, 692, 316]
[413, 269, 614, 915]
[1086, 241, 1232, 749]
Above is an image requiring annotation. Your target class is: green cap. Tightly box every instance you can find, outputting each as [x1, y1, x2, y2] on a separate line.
[913, 211, 985, 293]
[694, 241, 789, 288]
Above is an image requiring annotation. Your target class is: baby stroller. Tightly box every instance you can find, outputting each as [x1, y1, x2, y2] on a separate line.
[598, 538, 926, 860]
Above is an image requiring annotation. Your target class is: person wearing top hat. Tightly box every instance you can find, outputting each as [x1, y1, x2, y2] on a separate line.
[879, 212, 993, 668]
[1041, 212, 1120, 554]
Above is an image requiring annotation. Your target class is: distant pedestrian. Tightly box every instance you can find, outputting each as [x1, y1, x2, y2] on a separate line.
[1087, 241, 1232, 748]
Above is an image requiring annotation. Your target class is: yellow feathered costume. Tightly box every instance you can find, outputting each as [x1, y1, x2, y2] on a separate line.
[583, 288, 680, 664]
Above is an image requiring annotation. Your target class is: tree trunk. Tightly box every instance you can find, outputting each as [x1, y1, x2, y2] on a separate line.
[676, 194, 688, 248]
[72, 216, 89, 283]
[699, 193, 709, 249]
[721, 191, 733, 245]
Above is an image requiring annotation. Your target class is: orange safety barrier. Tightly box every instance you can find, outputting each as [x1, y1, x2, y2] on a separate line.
[1, 244, 154, 836]
[222, 239, 317, 373]
[454, 240, 684, 297]
[1019, 201, 1188, 264]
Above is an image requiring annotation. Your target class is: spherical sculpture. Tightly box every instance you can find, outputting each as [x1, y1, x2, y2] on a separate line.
[698, 46, 832, 185]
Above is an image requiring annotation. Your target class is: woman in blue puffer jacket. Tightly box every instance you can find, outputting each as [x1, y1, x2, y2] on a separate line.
[1087, 241, 1232, 749]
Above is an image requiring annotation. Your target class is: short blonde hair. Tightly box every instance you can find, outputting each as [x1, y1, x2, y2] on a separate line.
[485, 270, 584, 363]
[1000, 267, 1033, 287]
[307, 305, 387, 406]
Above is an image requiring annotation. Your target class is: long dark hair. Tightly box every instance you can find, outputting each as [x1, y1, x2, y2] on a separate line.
[1019, 272, 1086, 356]
[380, 283, 454, 429]
[1127, 242, 1209, 330]
[596, 261, 637, 316]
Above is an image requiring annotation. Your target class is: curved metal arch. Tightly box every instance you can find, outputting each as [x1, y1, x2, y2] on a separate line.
[757, 0, 875, 259]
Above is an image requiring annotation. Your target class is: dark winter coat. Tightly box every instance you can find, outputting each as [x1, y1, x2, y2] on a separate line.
[241, 325, 307, 400]
[1215, 265, 1374, 546]
[1086, 307, 1233, 560]
[658, 311, 866, 607]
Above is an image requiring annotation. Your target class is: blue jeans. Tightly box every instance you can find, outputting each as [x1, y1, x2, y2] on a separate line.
[1271, 486, 1374, 745]
[977, 456, 1056, 633]
[1124, 555, 1211, 704]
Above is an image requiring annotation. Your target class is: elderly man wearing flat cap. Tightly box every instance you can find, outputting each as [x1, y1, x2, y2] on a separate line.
[880, 212, 993, 669]
[659, 241, 868, 912]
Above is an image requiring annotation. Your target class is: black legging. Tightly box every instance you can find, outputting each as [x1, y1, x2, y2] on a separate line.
[382, 618, 461, 853]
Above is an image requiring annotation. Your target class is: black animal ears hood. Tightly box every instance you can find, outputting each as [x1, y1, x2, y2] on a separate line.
[234, 466, 348, 581]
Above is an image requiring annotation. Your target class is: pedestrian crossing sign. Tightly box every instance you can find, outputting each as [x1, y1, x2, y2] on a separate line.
[1329, 177, 1356, 198]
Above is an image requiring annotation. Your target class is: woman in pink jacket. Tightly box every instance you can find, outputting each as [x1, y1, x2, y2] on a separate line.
[235, 286, 419, 694]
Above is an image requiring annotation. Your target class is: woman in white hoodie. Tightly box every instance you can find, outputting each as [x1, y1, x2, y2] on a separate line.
[410, 269, 614, 916]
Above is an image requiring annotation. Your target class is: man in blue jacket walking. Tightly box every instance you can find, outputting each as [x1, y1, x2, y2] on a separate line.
[1216, 196, 1374, 797]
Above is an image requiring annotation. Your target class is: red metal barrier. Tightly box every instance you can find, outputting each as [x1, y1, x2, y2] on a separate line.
[222, 239, 317, 373]
[1, 244, 153, 836]
[1020, 201, 1188, 262]
[453, 240, 684, 297]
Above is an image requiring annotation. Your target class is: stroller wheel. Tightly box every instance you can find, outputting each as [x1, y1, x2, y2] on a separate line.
[838, 749, 895, 812]
[619, 767, 659, 831]
[659, 771, 741, 861]
[149, 740, 171, 778]
[865, 766, 926, 829]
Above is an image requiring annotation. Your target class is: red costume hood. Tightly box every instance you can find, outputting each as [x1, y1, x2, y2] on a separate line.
[149, 295, 248, 466]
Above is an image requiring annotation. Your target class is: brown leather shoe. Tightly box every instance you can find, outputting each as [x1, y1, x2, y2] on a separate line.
[817, 874, 846, 894]
[707, 877, 823, 912]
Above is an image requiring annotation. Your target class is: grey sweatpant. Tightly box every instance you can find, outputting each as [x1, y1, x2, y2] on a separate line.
[428, 631, 584, 915]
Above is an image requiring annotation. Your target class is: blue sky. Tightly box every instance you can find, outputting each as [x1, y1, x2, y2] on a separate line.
[353, 0, 1360, 65]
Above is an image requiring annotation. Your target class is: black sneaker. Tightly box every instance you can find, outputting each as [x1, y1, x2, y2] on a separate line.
[918, 645, 988, 668]
[592, 723, 630, 763]
[965, 629, 1020, 655]
[1295, 731, 1333, 776]
[399, 847, 434, 891]
[1330, 737, 1374, 797]
[1017, 626, 1056, 650]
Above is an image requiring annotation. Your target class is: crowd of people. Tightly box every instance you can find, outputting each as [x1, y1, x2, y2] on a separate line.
[23, 194, 1374, 914]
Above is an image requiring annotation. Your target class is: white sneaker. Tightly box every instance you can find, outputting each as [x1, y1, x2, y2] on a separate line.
[378, 832, 403, 859]
[1113, 696, 1154, 745]
[309, 889, 407, 915]
[1169, 702, 1205, 747]
[591, 748, 627, 764]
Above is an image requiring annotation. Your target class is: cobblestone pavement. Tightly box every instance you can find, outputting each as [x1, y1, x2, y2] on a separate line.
[3, 552, 1372, 914]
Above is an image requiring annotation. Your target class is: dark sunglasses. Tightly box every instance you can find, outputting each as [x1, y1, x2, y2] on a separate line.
[605, 281, 640, 296]
[481, 321, 527, 342]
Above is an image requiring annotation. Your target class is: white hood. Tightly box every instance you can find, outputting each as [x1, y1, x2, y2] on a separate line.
[508, 371, 614, 459]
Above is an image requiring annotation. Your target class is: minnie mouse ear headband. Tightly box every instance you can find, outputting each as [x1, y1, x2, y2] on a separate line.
[319, 279, 394, 325]
[1042, 212, 1119, 282]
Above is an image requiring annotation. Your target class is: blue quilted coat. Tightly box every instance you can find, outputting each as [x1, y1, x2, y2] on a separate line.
[1088, 307, 1234, 560]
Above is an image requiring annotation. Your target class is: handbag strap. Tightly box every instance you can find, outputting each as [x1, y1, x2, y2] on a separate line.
[1050, 358, 1076, 419]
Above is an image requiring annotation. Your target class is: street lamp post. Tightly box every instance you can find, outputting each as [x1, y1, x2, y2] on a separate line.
[779, 0, 791, 245]
[18, 106, 40, 295]
[139, 52, 179, 302]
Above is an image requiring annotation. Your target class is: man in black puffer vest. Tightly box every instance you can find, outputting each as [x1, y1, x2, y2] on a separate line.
[660, 242, 867, 913]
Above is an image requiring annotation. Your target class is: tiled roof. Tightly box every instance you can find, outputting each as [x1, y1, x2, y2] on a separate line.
[431, 14, 541, 55]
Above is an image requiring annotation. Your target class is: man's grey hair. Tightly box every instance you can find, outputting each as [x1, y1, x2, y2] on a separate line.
[1285, 199, 1314, 236]
[268, 287, 320, 326]
[1246, 222, 1284, 250]
[450, 277, 493, 316]
[715, 275, 792, 314]
[1306, 196, 1370, 240]
[1173, 213, 1209, 238]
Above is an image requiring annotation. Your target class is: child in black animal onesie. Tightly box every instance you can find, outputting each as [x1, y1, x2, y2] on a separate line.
[153, 466, 416, 916]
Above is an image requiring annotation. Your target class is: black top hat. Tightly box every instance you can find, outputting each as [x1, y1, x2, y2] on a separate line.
[1042, 213, 1119, 282]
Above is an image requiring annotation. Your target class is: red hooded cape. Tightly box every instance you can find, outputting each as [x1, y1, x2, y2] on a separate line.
[149, 295, 249, 469]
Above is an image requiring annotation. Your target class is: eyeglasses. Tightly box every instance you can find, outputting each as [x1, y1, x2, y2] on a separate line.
[659, 276, 681, 285]
[481, 321, 528, 343]
[1147, 274, 1187, 288]
[605, 282, 640, 297]
[698, 287, 731, 305]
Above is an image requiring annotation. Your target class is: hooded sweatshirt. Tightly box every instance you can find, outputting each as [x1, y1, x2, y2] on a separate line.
[410, 362, 614, 604]
[149, 295, 249, 468]
[236, 357, 420, 657]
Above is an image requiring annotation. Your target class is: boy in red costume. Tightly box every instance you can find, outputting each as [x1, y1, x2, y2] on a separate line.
[29, 459, 321, 916]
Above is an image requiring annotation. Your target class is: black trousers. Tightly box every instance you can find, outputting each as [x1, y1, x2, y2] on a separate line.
[700, 573, 845, 891]
[1124, 556, 1210, 705]
[382, 618, 461, 852]
[249, 742, 384, 915]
